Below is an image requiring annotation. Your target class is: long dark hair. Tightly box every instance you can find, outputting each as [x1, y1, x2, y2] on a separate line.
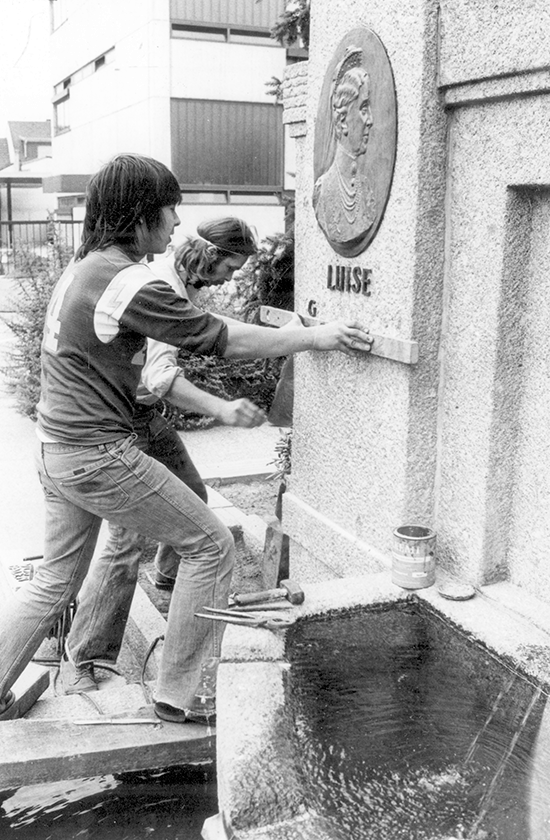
[174, 217, 257, 283]
[76, 153, 181, 259]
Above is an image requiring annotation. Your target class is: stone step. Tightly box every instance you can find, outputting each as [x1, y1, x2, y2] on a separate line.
[0, 705, 216, 789]
[24, 681, 147, 721]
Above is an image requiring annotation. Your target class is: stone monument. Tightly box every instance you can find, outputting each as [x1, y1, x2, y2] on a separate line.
[280, 0, 550, 610]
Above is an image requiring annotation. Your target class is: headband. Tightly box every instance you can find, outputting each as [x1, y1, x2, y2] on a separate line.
[194, 233, 255, 258]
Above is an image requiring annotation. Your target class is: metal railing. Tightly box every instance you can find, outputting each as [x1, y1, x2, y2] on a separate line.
[0, 220, 83, 276]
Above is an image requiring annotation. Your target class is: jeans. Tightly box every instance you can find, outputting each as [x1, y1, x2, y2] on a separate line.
[0, 433, 234, 711]
[67, 410, 208, 666]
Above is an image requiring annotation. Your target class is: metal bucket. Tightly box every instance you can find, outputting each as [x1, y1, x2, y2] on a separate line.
[391, 525, 436, 590]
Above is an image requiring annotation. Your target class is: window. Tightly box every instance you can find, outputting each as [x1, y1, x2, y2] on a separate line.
[53, 50, 114, 98]
[52, 49, 114, 134]
[172, 24, 226, 42]
[54, 93, 70, 134]
[23, 142, 51, 161]
[230, 28, 274, 46]
[50, 0, 69, 31]
[171, 23, 278, 46]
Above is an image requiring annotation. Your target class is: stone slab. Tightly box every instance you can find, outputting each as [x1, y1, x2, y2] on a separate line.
[24, 682, 146, 721]
[0, 706, 215, 789]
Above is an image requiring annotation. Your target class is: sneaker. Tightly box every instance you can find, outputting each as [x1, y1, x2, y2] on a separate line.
[154, 571, 175, 592]
[60, 655, 98, 694]
[0, 690, 16, 720]
[153, 701, 216, 725]
[154, 701, 188, 723]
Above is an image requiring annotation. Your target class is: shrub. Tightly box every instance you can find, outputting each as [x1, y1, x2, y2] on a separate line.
[160, 355, 285, 431]
[237, 229, 295, 323]
[271, 0, 310, 49]
[2, 236, 73, 419]
[266, 0, 310, 102]
[270, 427, 293, 482]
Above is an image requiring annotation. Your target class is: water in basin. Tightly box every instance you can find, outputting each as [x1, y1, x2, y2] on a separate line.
[0, 763, 216, 839]
[287, 603, 550, 839]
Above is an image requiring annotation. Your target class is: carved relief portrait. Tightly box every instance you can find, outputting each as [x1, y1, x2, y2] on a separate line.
[313, 28, 397, 257]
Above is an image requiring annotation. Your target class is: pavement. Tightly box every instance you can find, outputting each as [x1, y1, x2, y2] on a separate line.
[0, 316, 285, 566]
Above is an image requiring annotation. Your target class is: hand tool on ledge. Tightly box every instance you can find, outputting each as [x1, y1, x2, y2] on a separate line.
[227, 600, 292, 611]
[230, 578, 304, 607]
[195, 606, 295, 630]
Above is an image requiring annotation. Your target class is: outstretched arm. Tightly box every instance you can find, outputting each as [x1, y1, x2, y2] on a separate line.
[164, 375, 266, 427]
[222, 314, 373, 359]
[140, 336, 267, 428]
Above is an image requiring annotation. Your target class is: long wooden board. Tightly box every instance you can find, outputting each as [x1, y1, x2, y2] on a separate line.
[0, 708, 215, 788]
[259, 305, 419, 365]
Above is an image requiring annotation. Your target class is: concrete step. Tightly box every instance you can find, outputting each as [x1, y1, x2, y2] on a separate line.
[0, 705, 216, 789]
[24, 681, 147, 721]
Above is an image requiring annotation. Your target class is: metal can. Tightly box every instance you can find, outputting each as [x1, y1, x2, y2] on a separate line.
[391, 524, 436, 590]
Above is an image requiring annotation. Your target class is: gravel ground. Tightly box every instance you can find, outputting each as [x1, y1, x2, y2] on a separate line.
[214, 477, 280, 519]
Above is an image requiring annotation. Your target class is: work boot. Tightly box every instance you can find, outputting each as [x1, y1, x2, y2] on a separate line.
[60, 654, 97, 694]
[154, 570, 175, 592]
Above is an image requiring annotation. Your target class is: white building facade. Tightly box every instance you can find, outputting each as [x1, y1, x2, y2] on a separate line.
[45, 0, 300, 242]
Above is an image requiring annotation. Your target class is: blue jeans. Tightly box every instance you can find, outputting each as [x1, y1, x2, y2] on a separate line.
[66, 410, 208, 667]
[0, 434, 234, 711]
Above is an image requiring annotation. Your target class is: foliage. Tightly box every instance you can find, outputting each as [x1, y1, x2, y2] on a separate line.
[270, 0, 310, 49]
[265, 76, 284, 104]
[270, 427, 293, 481]
[237, 229, 295, 323]
[161, 355, 285, 431]
[2, 231, 73, 420]
[264, 0, 310, 103]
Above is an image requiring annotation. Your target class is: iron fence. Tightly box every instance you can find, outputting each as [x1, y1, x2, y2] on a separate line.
[0, 220, 83, 276]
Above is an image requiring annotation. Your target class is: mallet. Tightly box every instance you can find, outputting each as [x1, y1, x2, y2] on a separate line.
[231, 579, 304, 606]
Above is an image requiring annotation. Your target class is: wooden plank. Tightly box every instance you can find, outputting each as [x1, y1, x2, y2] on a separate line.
[259, 305, 419, 365]
[0, 708, 215, 788]
[8, 663, 50, 720]
[261, 516, 289, 589]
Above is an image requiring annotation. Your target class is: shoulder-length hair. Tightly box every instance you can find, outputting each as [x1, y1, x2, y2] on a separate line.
[174, 217, 257, 282]
[76, 153, 181, 259]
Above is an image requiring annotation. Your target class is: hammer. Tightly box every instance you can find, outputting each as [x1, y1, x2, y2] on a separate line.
[231, 579, 304, 607]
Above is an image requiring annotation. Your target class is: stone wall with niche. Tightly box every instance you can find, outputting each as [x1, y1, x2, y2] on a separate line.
[281, 0, 550, 604]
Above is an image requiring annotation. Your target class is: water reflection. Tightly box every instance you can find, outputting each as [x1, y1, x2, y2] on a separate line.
[287, 605, 550, 839]
[0, 764, 217, 840]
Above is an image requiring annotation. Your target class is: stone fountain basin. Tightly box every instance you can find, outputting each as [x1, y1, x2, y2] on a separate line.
[205, 572, 550, 840]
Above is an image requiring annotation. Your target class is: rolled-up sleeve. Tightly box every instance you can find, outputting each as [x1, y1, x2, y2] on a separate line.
[141, 336, 184, 399]
[136, 257, 223, 402]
